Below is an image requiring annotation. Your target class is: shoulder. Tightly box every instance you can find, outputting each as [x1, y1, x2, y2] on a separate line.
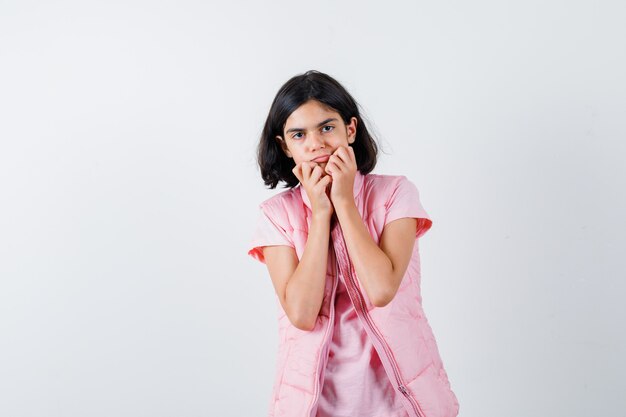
[256, 186, 303, 227]
[258, 186, 300, 210]
[364, 173, 412, 187]
[365, 173, 431, 236]
[362, 173, 417, 201]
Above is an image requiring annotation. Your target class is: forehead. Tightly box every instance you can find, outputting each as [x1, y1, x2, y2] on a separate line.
[284, 100, 340, 128]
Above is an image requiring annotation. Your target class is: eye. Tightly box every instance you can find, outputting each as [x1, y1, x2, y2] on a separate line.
[322, 125, 334, 132]
[292, 132, 304, 139]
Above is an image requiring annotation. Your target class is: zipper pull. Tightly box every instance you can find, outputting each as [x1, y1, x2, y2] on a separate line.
[398, 385, 408, 394]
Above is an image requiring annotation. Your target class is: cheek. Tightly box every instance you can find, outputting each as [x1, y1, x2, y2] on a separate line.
[292, 154, 306, 164]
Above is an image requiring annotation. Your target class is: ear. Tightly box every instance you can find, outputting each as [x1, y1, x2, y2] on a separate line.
[346, 117, 358, 144]
[276, 136, 293, 158]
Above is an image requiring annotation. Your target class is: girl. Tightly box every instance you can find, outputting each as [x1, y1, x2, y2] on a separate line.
[248, 70, 459, 417]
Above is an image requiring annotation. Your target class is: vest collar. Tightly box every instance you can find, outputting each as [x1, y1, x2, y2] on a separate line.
[299, 170, 365, 210]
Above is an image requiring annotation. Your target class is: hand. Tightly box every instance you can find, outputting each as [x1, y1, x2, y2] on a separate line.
[324, 145, 357, 207]
[293, 161, 334, 218]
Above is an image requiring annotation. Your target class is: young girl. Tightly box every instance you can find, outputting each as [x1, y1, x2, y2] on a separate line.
[248, 70, 459, 417]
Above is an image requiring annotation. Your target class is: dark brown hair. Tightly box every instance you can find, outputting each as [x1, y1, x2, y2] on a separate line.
[256, 70, 379, 189]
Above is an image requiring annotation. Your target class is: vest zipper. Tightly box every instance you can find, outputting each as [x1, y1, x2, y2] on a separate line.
[307, 245, 339, 417]
[332, 225, 426, 417]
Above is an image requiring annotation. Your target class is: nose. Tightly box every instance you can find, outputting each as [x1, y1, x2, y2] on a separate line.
[307, 131, 326, 151]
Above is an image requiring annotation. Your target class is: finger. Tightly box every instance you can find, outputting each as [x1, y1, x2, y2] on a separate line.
[335, 146, 352, 166]
[344, 146, 357, 171]
[292, 164, 303, 183]
[347, 145, 356, 164]
[328, 155, 346, 172]
[309, 164, 324, 184]
[335, 146, 356, 170]
[301, 161, 313, 182]
[334, 146, 347, 160]
[316, 174, 332, 191]
[325, 159, 342, 175]
[305, 162, 321, 184]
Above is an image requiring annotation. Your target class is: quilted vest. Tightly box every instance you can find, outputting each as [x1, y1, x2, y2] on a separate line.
[249, 171, 459, 417]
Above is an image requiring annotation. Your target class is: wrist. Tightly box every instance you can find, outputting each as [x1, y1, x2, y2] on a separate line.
[312, 211, 332, 223]
[333, 198, 356, 214]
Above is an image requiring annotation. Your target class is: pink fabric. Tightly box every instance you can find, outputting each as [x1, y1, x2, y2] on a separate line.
[248, 208, 294, 264]
[316, 276, 409, 417]
[247, 171, 459, 417]
[248, 171, 431, 265]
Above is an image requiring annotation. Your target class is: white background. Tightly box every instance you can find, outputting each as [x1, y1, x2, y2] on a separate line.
[1, 1, 625, 416]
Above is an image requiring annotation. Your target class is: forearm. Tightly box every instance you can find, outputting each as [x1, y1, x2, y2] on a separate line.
[334, 200, 394, 307]
[285, 213, 331, 330]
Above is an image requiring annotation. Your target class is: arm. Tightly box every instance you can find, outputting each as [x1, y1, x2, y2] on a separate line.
[334, 200, 416, 307]
[262, 211, 332, 331]
[324, 145, 418, 307]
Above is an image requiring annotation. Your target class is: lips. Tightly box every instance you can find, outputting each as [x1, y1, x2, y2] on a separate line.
[311, 155, 330, 163]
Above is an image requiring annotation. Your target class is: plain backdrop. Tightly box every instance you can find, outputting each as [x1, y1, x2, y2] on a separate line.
[1, 1, 625, 416]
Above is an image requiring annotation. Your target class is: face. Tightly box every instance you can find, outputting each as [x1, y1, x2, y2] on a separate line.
[276, 99, 357, 174]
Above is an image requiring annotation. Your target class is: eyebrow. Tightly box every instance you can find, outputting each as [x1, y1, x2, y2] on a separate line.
[285, 118, 338, 134]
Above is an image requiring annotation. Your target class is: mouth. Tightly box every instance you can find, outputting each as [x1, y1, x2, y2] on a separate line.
[311, 155, 330, 163]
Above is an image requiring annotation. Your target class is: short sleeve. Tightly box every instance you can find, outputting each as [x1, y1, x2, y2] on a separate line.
[247, 205, 294, 264]
[384, 176, 433, 239]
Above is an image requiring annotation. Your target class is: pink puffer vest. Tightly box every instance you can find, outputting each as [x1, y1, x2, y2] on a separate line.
[248, 171, 459, 417]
